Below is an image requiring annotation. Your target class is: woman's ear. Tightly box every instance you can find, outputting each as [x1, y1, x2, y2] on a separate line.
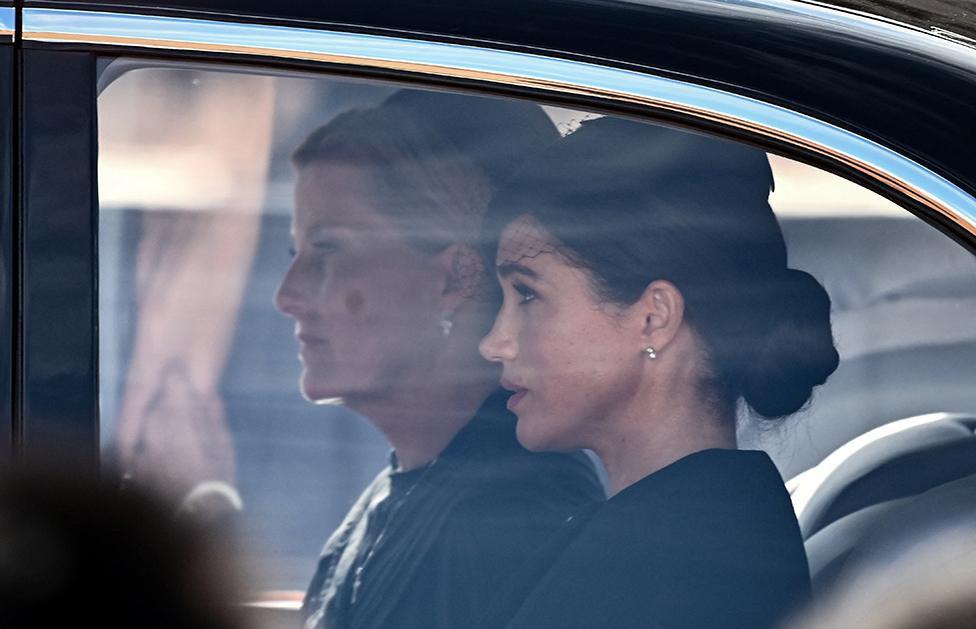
[435, 243, 486, 315]
[634, 280, 685, 354]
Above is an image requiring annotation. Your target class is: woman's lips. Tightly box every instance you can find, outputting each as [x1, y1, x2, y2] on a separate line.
[297, 333, 329, 347]
[506, 389, 527, 411]
[501, 379, 528, 411]
[296, 333, 329, 362]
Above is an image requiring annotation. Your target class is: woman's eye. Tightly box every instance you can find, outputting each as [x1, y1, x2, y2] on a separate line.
[312, 240, 339, 253]
[514, 283, 537, 304]
[287, 246, 297, 259]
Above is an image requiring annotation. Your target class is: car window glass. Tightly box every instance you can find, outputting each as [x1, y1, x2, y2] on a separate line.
[96, 59, 976, 599]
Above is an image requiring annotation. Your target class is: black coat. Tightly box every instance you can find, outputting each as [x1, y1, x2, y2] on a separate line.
[501, 449, 810, 629]
[302, 390, 605, 629]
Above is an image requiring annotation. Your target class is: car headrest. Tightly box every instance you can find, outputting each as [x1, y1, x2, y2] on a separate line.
[790, 412, 976, 538]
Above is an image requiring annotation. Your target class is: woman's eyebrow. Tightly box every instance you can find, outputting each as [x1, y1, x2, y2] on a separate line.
[308, 224, 357, 240]
[496, 262, 538, 279]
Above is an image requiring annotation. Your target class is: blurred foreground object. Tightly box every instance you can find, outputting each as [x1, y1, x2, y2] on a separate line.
[787, 519, 976, 629]
[0, 470, 249, 629]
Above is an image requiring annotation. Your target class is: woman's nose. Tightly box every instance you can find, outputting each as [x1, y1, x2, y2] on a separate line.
[274, 262, 308, 317]
[479, 315, 517, 363]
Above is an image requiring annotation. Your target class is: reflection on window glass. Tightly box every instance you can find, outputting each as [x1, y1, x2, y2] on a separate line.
[97, 59, 976, 629]
[97, 67, 606, 608]
[98, 68, 398, 590]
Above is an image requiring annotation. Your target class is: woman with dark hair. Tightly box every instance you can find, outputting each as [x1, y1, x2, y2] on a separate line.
[479, 117, 839, 629]
[275, 91, 603, 629]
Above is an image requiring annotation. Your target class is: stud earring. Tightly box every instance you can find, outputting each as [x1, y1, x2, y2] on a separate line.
[644, 346, 657, 360]
[438, 316, 454, 338]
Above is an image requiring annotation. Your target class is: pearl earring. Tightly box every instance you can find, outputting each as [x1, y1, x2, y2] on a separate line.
[644, 346, 657, 360]
[438, 316, 454, 337]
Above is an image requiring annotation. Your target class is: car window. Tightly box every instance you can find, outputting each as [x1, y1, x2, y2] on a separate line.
[96, 59, 976, 598]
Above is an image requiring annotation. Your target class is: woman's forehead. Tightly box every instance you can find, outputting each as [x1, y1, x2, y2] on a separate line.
[293, 163, 405, 233]
[496, 214, 558, 267]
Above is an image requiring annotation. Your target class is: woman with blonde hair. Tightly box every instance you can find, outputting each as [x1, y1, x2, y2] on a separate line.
[275, 90, 603, 629]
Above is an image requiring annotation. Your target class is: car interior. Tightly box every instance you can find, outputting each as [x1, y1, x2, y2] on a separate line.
[754, 215, 976, 591]
[95, 60, 976, 601]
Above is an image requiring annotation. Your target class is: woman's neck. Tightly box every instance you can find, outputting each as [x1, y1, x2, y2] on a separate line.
[346, 337, 500, 472]
[595, 380, 736, 497]
[362, 382, 495, 471]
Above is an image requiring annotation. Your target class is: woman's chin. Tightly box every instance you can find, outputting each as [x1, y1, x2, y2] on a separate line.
[514, 415, 557, 452]
[300, 375, 346, 405]
[300, 371, 381, 407]
[301, 389, 343, 405]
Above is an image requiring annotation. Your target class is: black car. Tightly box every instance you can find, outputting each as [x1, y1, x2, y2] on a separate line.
[5, 0, 976, 626]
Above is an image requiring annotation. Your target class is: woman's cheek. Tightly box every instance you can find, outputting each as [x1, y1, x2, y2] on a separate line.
[344, 289, 365, 314]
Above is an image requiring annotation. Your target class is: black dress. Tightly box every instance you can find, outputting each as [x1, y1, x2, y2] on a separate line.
[500, 449, 810, 629]
[302, 389, 605, 629]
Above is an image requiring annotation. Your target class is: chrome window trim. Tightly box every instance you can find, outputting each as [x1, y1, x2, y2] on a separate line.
[22, 7, 976, 239]
[0, 7, 15, 41]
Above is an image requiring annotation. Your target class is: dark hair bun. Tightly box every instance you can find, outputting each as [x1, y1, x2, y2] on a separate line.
[742, 269, 839, 419]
